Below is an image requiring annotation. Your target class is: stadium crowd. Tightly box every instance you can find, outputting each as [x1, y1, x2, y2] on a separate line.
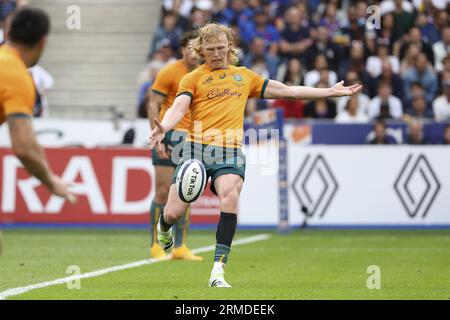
[141, 0, 450, 144]
[3, 0, 448, 144]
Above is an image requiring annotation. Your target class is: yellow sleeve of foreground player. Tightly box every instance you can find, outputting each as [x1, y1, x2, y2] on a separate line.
[0, 46, 36, 125]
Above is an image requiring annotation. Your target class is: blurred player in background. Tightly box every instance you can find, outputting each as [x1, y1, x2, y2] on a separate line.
[149, 23, 362, 287]
[147, 31, 203, 261]
[0, 7, 77, 255]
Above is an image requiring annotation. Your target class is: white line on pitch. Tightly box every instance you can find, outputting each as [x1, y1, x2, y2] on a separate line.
[0, 233, 271, 300]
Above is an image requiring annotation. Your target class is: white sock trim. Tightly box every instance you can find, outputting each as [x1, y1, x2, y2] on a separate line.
[212, 262, 225, 275]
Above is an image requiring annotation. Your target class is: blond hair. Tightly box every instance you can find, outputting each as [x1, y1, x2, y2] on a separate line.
[189, 23, 240, 65]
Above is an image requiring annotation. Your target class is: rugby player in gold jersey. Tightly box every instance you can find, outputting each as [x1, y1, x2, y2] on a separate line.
[149, 23, 362, 287]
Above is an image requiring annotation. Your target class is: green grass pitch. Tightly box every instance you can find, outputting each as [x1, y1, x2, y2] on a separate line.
[0, 228, 449, 300]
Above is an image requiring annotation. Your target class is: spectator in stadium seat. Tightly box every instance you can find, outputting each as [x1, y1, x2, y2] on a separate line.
[335, 95, 369, 123]
[338, 40, 366, 80]
[414, 0, 447, 15]
[442, 125, 450, 145]
[355, 1, 369, 27]
[313, 0, 342, 26]
[240, 8, 280, 57]
[341, 3, 365, 43]
[437, 56, 450, 94]
[196, 1, 214, 12]
[250, 54, 270, 80]
[366, 40, 400, 78]
[390, 0, 416, 43]
[162, 1, 190, 31]
[415, 12, 440, 46]
[247, 0, 262, 12]
[433, 80, 450, 122]
[368, 80, 403, 120]
[242, 37, 278, 79]
[210, 0, 228, 21]
[433, 26, 450, 72]
[375, 13, 396, 52]
[263, 0, 291, 20]
[337, 71, 370, 115]
[150, 12, 182, 55]
[215, 0, 253, 27]
[405, 119, 427, 145]
[380, 0, 414, 15]
[364, 29, 378, 59]
[304, 84, 337, 119]
[403, 53, 438, 104]
[405, 94, 434, 119]
[276, 57, 304, 86]
[366, 120, 392, 144]
[0, 0, 16, 22]
[303, 25, 340, 72]
[399, 42, 420, 76]
[399, 27, 435, 66]
[434, 9, 449, 37]
[320, 3, 342, 39]
[279, 5, 313, 62]
[308, 0, 321, 18]
[403, 81, 430, 109]
[163, 0, 193, 18]
[367, 60, 405, 102]
[304, 54, 337, 87]
[187, 6, 211, 31]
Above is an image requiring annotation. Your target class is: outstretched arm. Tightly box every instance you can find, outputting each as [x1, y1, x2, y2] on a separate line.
[263, 79, 363, 100]
[147, 91, 165, 130]
[147, 91, 171, 159]
[148, 94, 191, 149]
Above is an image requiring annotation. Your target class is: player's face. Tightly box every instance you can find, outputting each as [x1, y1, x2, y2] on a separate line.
[201, 34, 229, 69]
[182, 46, 200, 68]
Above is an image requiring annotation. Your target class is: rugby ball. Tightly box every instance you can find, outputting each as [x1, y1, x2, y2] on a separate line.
[176, 159, 207, 203]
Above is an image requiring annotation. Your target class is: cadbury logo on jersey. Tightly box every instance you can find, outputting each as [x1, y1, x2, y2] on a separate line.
[207, 88, 242, 99]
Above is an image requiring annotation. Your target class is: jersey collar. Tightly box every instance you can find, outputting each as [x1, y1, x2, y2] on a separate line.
[203, 64, 231, 72]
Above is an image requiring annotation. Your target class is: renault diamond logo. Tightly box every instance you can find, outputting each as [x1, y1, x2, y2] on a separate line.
[394, 154, 440, 218]
[292, 154, 338, 218]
